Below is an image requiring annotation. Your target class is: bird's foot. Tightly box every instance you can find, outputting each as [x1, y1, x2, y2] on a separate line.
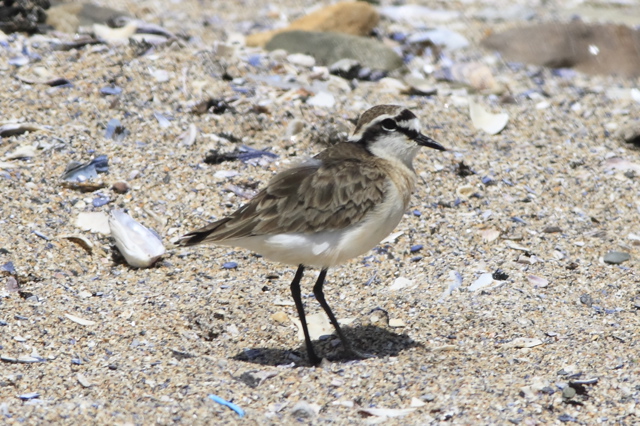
[307, 352, 323, 366]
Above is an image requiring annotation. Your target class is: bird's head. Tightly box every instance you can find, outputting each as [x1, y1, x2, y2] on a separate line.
[349, 105, 445, 168]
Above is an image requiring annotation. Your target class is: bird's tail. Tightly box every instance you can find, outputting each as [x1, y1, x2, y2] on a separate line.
[173, 218, 232, 246]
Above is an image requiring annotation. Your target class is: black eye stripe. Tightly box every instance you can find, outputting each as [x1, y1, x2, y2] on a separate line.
[399, 127, 419, 139]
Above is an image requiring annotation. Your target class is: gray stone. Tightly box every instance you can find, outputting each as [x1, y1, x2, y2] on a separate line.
[603, 251, 631, 265]
[266, 30, 403, 72]
[290, 401, 318, 418]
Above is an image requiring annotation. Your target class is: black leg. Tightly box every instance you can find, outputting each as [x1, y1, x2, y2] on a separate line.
[290, 264, 321, 365]
[313, 268, 369, 359]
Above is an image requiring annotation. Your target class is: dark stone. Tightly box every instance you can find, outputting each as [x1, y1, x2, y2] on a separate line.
[0, 0, 50, 34]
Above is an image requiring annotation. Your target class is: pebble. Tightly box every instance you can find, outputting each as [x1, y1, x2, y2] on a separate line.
[92, 195, 110, 207]
[222, 262, 238, 269]
[287, 53, 315, 68]
[270, 311, 288, 323]
[492, 269, 509, 280]
[100, 85, 122, 95]
[306, 91, 335, 108]
[18, 392, 40, 400]
[389, 318, 406, 328]
[542, 225, 562, 233]
[112, 181, 130, 194]
[290, 401, 320, 418]
[603, 251, 630, 264]
[421, 394, 436, 402]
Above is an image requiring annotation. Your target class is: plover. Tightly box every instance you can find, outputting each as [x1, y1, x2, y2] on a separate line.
[177, 105, 446, 365]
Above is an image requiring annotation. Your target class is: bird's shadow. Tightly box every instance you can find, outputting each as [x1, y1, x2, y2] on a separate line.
[231, 324, 422, 366]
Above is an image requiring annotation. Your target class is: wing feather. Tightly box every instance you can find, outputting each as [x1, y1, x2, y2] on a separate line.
[177, 143, 388, 245]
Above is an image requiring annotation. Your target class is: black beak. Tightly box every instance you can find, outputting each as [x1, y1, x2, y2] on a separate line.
[416, 133, 446, 151]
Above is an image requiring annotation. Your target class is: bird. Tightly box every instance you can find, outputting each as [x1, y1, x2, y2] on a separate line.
[176, 105, 446, 365]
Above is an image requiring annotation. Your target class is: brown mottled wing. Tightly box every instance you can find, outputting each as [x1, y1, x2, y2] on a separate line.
[178, 143, 388, 245]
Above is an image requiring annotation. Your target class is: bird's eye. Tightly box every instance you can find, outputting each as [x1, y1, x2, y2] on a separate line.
[380, 119, 397, 131]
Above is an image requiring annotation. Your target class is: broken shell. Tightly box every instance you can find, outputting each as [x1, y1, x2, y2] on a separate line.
[62, 155, 109, 182]
[75, 212, 111, 235]
[456, 184, 475, 198]
[468, 273, 494, 291]
[505, 337, 544, 349]
[65, 313, 96, 326]
[435, 62, 500, 93]
[179, 123, 198, 146]
[0, 123, 47, 137]
[469, 100, 509, 135]
[60, 234, 94, 254]
[481, 228, 500, 242]
[528, 275, 549, 287]
[108, 210, 165, 268]
[4, 145, 37, 159]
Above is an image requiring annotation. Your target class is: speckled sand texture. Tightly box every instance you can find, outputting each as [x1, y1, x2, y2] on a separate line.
[1, 0, 640, 424]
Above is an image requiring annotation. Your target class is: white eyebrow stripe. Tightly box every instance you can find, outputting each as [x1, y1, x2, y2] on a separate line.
[397, 119, 421, 132]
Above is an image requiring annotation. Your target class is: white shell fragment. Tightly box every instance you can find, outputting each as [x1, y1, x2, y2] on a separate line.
[77, 373, 94, 388]
[456, 184, 475, 198]
[388, 277, 414, 291]
[505, 337, 544, 349]
[75, 212, 111, 235]
[468, 273, 494, 291]
[358, 407, 417, 419]
[389, 318, 406, 328]
[604, 157, 640, 173]
[469, 100, 509, 135]
[307, 91, 335, 108]
[149, 67, 170, 82]
[439, 270, 462, 301]
[108, 210, 166, 268]
[65, 313, 96, 326]
[179, 123, 198, 146]
[506, 241, 531, 252]
[527, 275, 549, 287]
[0, 122, 47, 137]
[481, 228, 501, 242]
[4, 145, 37, 160]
